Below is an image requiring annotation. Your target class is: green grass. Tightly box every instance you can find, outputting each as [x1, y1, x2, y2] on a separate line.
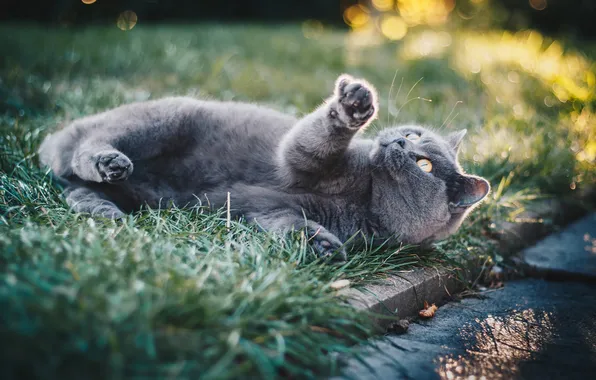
[0, 20, 594, 378]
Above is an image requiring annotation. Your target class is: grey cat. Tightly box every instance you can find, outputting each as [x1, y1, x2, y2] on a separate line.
[39, 74, 490, 261]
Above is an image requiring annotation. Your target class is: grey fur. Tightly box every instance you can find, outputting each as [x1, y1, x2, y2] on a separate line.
[39, 75, 490, 261]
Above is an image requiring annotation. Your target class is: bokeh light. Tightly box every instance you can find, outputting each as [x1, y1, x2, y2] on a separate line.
[81, 0, 96, 4]
[372, 0, 395, 12]
[455, 30, 594, 103]
[343, 5, 370, 29]
[302, 20, 324, 40]
[397, 0, 455, 26]
[402, 30, 451, 59]
[346, 0, 458, 41]
[529, 0, 547, 11]
[380, 15, 408, 40]
[116, 11, 138, 31]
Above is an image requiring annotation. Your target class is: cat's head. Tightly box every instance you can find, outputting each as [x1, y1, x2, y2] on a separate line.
[369, 125, 490, 245]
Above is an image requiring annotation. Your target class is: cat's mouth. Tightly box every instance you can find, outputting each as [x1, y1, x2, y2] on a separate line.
[382, 143, 408, 175]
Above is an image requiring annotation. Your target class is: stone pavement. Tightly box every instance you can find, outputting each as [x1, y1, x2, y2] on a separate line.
[521, 213, 596, 281]
[339, 213, 596, 379]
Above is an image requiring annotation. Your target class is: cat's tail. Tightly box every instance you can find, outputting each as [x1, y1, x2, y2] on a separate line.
[38, 126, 77, 179]
[38, 131, 55, 168]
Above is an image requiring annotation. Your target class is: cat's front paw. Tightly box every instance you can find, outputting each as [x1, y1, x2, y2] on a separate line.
[330, 75, 378, 129]
[94, 151, 133, 183]
[311, 231, 348, 263]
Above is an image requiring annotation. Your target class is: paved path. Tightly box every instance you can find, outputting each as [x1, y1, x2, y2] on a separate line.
[521, 213, 596, 280]
[340, 213, 596, 379]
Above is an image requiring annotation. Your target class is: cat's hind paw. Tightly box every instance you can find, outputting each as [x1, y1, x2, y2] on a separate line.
[311, 231, 348, 264]
[332, 74, 378, 129]
[95, 151, 133, 183]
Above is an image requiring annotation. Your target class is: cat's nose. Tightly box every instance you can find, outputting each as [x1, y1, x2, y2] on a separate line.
[394, 137, 407, 148]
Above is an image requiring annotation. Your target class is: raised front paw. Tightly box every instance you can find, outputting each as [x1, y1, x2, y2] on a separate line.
[311, 230, 348, 263]
[330, 74, 378, 129]
[94, 151, 133, 183]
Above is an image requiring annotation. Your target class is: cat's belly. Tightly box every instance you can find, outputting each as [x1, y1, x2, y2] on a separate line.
[97, 106, 294, 211]
[100, 150, 281, 211]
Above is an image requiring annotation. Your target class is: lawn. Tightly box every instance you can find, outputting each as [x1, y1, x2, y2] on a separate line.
[1, 14, 594, 380]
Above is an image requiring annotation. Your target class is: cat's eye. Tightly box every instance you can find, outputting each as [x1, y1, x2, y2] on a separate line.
[416, 159, 432, 173]
[406, 133, 420, 141]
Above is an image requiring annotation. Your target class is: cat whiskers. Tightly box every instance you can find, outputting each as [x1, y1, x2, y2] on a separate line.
[393, 77, 404, 122]
[437, 100, 463, 132]
[366, 122, 382, 136]
[393, 97, 432, 125]
[405, 77, 424, 102]
[386, 69, 399, 126]
[392, 77, 432, 125]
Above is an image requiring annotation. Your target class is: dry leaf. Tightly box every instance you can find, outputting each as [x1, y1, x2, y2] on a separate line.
[419, 301, 438, 318]
[489, 280, 504, 289]
[489, 265, 503, 279]
[330, 279, 350, 290]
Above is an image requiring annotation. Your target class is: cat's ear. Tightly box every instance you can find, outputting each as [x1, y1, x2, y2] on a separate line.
[447, 129, 467, 153]
[450, 175, 490, 212]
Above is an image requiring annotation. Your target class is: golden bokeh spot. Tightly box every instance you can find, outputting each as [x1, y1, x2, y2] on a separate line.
[117, 11, 138, 31]
[397, 0, 455, 26]
[380, 15, 408, 40]
[529, 0, 547, 11]
[343, 5, 370, 29]
[455, 31, 594, 104]
[508, 71, 520, 83]
[302, 20, 324, 40]
[402, 31, 451, 60]
[345, 25, 383, 65]
[81, 0, 96, 4]
[544, 96, 555, 107]
[587, 71, 596, 87]
[372, 0, 394, 12]
[571, 108, 593, 135]
[577, 141, 596, 163]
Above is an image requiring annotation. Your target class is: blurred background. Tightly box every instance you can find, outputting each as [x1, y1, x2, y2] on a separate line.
[3, 0, 596, 38]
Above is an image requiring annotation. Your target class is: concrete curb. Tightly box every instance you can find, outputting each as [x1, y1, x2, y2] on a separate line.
[345, 197, 588, 330]
[342, 267, 462, 329]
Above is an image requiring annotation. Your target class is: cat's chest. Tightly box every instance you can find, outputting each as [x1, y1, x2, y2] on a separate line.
[302, 195, 368, 239]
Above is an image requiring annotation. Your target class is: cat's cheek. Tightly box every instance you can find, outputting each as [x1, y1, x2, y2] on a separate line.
[369, 143, 382, 161]
[435, 216, 465, 241]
